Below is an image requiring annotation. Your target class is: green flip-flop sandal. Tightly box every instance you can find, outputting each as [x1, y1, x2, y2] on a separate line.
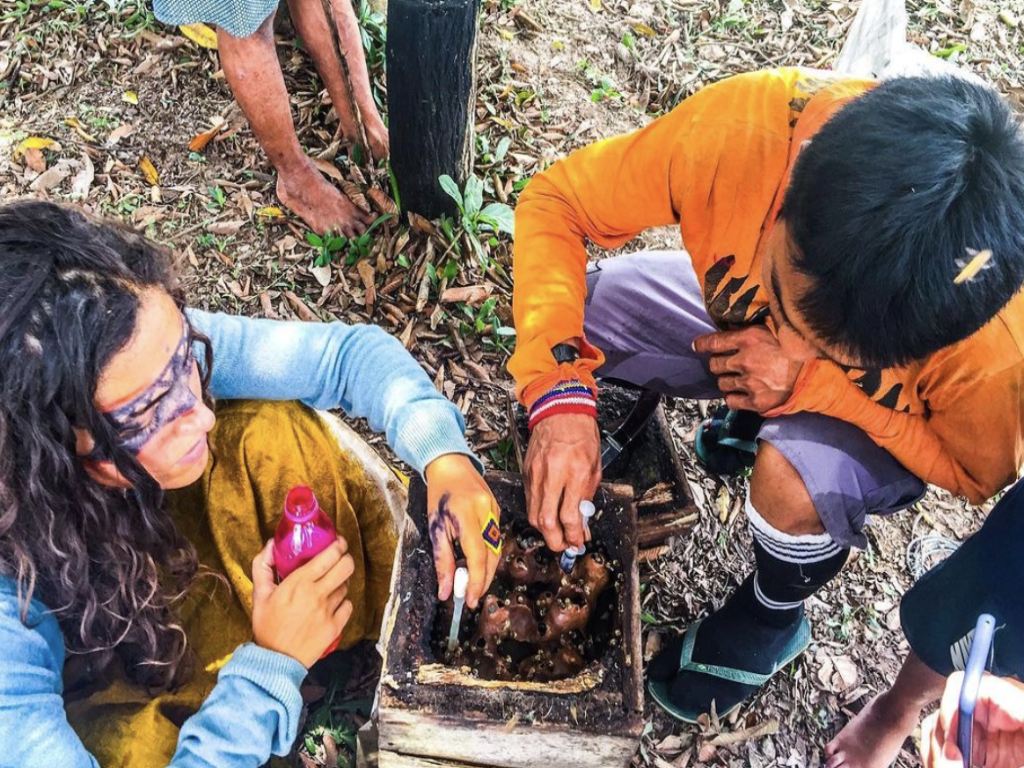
[647, 616, 812, 723]
[693, 406, 764, 477]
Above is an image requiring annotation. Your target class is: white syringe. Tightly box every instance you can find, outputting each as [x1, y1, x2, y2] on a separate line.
[446, 566, 470, 653]
[559, 499, 596, 573]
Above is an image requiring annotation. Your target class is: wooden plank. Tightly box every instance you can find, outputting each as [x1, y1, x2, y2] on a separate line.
[378, 708, 638, 768]
[379, 750, 483, 768]
[386, 0, 480, 217]
[414, 661, 604, 693]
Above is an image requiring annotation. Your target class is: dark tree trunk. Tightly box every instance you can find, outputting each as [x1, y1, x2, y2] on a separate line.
[386, 0, 480, 218]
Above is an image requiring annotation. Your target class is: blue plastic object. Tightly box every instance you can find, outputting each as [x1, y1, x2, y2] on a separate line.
[958, 613, 996, 768]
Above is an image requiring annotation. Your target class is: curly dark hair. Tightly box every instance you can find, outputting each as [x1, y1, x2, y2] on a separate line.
[0, 200, 214, 688]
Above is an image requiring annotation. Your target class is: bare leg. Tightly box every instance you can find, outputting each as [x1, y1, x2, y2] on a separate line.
[217, 15, 372, 235]
[825, 651, 946, 768]
[287, 0, 389, 161]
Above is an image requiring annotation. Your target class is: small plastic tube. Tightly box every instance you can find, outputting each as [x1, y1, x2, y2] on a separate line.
[447, 566, 470, 653]
[559, 500, 597, 573]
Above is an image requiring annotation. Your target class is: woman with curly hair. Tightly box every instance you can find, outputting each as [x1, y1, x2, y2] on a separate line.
[0, 200, 501, 766]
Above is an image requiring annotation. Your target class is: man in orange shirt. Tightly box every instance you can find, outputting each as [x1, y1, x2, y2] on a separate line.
[511, 67, 1024, 762]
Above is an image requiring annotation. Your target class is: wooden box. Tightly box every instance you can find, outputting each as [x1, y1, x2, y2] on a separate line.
[375, 472, 644, 767]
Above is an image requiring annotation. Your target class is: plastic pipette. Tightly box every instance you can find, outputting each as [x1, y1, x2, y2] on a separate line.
[447, 566, 470, 653]
[559, 500, 596, 573]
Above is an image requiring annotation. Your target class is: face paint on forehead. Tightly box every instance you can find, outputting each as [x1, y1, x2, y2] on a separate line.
[88, 320, 199, 460]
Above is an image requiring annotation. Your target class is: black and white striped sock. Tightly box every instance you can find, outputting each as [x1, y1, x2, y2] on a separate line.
[743, 497, 850, 627]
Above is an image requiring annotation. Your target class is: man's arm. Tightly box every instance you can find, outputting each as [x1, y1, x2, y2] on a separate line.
[767, 358, 1023, 503]
[511, 70, 795, 408]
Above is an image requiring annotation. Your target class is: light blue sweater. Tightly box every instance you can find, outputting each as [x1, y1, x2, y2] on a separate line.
[0, 310, 476, 768]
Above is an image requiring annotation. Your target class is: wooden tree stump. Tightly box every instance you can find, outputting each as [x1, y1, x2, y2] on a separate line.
[386, 0, 481, 218]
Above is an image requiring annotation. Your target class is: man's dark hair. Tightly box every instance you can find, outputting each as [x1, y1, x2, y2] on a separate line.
[782, 75, 1024, 367]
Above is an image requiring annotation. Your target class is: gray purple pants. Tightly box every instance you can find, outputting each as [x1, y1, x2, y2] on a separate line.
[583, 250, 925, 549]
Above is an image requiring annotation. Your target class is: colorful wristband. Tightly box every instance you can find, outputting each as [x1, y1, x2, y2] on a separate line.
[527, 380, 597, 430]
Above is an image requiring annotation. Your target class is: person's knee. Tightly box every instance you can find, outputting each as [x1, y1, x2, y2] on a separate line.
[749, 441, 825, 535]
[217, 12, 277, 52]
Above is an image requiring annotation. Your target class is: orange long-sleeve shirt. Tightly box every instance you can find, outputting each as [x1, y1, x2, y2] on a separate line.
[511, 67, 1024, 503]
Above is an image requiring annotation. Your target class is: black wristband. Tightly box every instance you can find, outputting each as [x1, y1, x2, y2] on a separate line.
[551, 343, 580, 364]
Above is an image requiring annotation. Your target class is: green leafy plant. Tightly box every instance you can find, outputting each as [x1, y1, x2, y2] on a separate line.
[207, 185, 227, 211]
[589, 76, 621, 103]
[458, 295, 516, 353]
[438, 173, 515, 262]
[305, 214, 393, 268]
[577, 60, 622, 103]
[933, 42, 967, 59]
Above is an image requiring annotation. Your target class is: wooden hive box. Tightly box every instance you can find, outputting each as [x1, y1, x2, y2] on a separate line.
[375, 471, 644, 768]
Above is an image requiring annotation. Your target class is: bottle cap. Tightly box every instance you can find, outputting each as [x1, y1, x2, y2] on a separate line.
[453, 566, 470, 600]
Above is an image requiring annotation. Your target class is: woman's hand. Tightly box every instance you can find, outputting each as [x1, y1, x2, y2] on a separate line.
[250, 538, 354, 668]
[922, 673, 1024, 768]
[424, 453, 501, 610]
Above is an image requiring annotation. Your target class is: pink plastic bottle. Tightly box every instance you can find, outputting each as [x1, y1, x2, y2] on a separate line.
[273, 485, 341, 656]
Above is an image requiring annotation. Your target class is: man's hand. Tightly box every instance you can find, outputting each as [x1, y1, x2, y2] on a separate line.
[524, 413, 601, 552]
[693, 324, 818, 414]
[923, 673, 1024, 768]
[424, 453, 501, 610]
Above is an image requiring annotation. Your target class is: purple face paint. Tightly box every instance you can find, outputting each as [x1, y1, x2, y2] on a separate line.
[87, 319, 199, 461]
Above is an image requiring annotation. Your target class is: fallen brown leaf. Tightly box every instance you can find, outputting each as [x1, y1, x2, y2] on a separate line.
[408, 211, 436, 236]
[23, 147, 46, 174]
[70, 152, 94, 200]
[708, 718, 780, 747]
[107, 124, 136, 146]
[341, 179, 371, 213]
[313, 158, 344, 182]
[367, 187, 399, 215]
[138, 155, 160, 186]
[357, 260, 376, 310]
[440, 284, 493, 306]
[188, 123, 223, 153]
[283, 291, 319, 322]
[207, 220, 244, 236]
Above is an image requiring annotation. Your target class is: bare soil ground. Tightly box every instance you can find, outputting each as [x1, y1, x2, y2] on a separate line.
[1, 0, 1021, 765]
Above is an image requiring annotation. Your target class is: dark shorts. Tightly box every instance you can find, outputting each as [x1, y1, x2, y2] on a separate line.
[583, 250, 926, 549]
[901, 481, 1024, 677]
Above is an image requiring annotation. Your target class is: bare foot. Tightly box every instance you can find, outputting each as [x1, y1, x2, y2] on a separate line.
[276, 160, 372, 236]
[825, 692, 922, 768]
[363, 114, 389, 162]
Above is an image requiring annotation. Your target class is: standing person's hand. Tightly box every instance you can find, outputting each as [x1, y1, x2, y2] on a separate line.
[424, 453, 501, 610]
[251, 538, 354, 667]
[524, 413, 601, 553]
[922, 673, 1024, 767]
